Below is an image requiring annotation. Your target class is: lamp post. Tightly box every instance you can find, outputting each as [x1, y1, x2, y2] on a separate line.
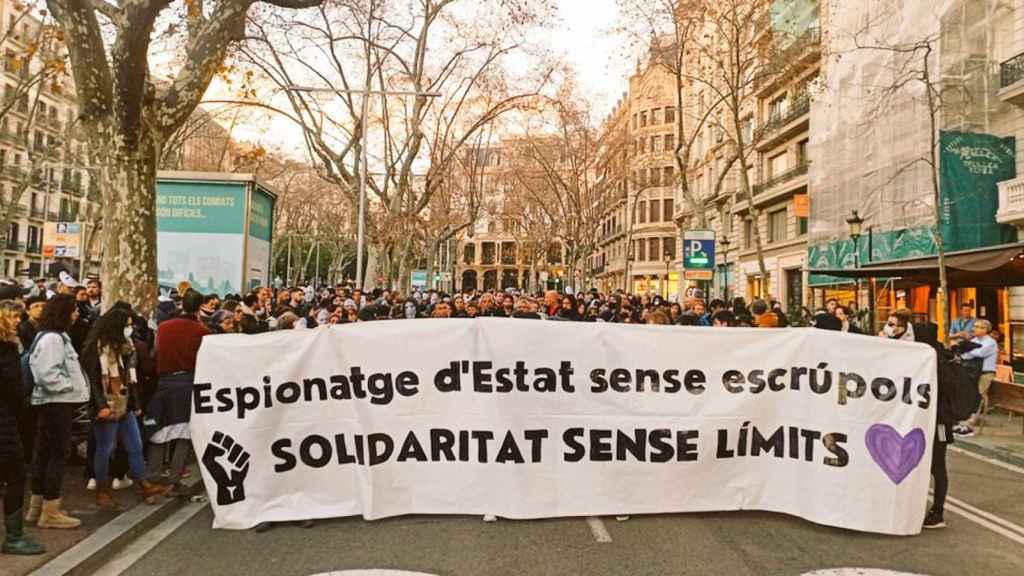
[626, 245, 635, 294]
[720, 234, 732, 303]
[663, 250, 672, 299]
[846, 210, 864, 316]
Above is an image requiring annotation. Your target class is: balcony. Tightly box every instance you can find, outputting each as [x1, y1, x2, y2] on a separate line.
[1000, 51, 1024, 107]
[26, 243, 41, 254]
[4, 241, 24, 252]
[755, 27, 822, 97]
[997, 176, 1024, 226]
[29, 206, 44, 220]
[755, 95, 811, 151]
[753, 161, 809, 195]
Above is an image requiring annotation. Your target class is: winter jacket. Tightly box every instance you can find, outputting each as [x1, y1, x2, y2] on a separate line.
[0, 340, 25, 461]
[29, 331, 90, 406]
[80, 343, 140, 418]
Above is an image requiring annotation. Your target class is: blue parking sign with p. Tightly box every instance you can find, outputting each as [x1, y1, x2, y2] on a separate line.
[683, 231, 715, 270]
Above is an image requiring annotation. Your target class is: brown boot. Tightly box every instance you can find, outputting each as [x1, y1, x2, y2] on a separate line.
[96, 483, 122, 511]
[139, 481, 172, 504]
[24, 495, 43, 523]
[38, 499, 81, 529]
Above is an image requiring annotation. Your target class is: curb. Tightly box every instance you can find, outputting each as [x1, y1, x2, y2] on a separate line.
[29, 477, 204, 576]
[952, 437, 1024, 470]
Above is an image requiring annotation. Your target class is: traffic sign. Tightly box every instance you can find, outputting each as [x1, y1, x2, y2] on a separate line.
[685, 270, 713, 281]
[683, 230, 716, 270]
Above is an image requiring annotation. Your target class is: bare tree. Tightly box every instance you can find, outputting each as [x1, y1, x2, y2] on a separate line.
[237, 0, 552, 290]
[45, 0, 322, 313]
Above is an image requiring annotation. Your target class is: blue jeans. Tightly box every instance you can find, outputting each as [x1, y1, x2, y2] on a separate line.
[94, 414, 145, 484]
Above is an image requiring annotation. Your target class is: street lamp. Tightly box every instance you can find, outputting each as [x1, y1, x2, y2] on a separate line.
[626, 244, 635, 294]
[663, 250, 672, 299]
[286, 85, 442, 291]
[720, 234, 732, 302]
[846, 210, 864, 316]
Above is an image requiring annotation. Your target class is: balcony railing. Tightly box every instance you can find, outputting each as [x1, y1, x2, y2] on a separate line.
[997, 176, 1024, 225]
[30, 206, 44, 219]
[753, 161, 809, 195]
[26, 243, 41, 254]
[5, 241, 24, 252]
[757, 95, 811, 141]
[1001, 52, 1024, 89]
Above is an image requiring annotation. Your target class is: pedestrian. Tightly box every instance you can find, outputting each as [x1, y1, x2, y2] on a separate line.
[914, 322, 959, 529]
[81, 309, 170, 509]
[25, 294, 90, 529]
[0, 300, 44, 555]
[835, 305, 861, 334]
[145, 290, 210, 495]
[955, 319, 998, 437]
[18, 295, 45, 351]
[878, 308, 914, 341]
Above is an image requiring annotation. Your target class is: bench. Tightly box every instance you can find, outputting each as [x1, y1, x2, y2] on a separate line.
[990, 365, 1024, 434]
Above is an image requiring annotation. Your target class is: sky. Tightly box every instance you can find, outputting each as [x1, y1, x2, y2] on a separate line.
[550, 0, 632, 121]
[215, 0, 633, 156]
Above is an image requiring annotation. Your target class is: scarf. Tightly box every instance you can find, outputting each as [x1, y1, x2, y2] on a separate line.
[99, 341, 136, 419]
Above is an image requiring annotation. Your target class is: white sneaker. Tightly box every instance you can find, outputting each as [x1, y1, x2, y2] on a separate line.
[112, 478, 134, 490]
[86, 478, 97, 491]
[483, 514, 497, 522]
[615, 516, 630, 521]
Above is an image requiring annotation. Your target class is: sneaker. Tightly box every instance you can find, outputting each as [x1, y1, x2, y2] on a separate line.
[482, 515, 497, 522]
[86, 478, 96, 491]
[953, 425, 975, 438]
[112, 478, 133, 490]
[923, 509, 946, 529]
[616, 516, 630, 521]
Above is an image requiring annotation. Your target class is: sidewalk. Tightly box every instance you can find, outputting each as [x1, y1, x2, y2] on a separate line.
[4, 463, 193, 576]
[956, 408, 1024, 468]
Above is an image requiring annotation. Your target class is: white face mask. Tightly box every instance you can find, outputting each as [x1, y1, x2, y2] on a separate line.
[124, 327, 134, 340]
[883, 323, 901, 338]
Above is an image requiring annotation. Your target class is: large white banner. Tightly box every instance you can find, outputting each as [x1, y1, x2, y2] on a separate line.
[191, 319, 937, 535]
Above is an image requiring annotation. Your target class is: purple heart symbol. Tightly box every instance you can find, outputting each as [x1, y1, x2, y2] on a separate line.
[865, 424, 927, 485]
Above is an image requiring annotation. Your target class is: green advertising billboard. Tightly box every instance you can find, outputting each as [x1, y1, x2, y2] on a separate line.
[157, 176, 276, 295]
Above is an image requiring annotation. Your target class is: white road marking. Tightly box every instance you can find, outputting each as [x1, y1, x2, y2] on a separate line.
[798, 565, 929, 569]
[92, 502, 207, 576]
[586, 516, 613, 543]
[943, 501, 1024, 545]
[945, 495, 1024, 536]
[949, 446, 1024, 475]
[310, 572, 439, 576]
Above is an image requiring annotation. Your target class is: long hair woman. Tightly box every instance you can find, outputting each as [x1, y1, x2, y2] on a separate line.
[81, 309, 170, 509]
[26, 295, 90, 529]
[0, 301, 44, 554]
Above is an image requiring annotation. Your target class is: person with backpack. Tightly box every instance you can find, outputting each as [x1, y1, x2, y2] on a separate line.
[24, 294, 90, 529]
[81, 309, 172, 509]
[0, 300, 44, 555]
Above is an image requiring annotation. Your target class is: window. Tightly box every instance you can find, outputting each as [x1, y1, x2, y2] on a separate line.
[640, 112, 648, 128]
[482, 242, 496, 265]
[663, 237, 677, 260]
[665, 134, 675, 151]
[664, 166, 674, 185]
[663, 198, 674, 221]
[769, 152, 788, 178]
[798, 139, 809, 164]
[665, 106, 676, 123]
[769, 209, 787, 243]
[769, 95, 788, 120]
[639, 137, 646, 154]
[721, 206, 733, 234]
[638, 201, 647, 224]
[651, 108, 661, 124]
[799, 217, 809, 236]
[649, 200, 659, 223]
[653, 135, 662, 152]
[650, 167, 661, 187]
[637, 239, 647, 261]
[632, 114, 638, 130]
[649, 238, 661, 260]
[744, 218, 753, 249]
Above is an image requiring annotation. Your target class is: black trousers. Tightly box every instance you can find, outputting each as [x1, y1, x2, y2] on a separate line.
[932, 439, 949, 515]
[31, 403, 75, 500]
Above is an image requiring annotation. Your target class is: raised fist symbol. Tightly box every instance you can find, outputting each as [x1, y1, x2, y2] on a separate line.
[202, 432, 250, 506]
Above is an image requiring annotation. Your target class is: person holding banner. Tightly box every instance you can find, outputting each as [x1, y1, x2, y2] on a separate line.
[145, 290, 210, 494]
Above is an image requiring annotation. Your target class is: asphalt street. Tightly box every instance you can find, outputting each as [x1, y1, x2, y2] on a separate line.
[101, 448, 1024, 576]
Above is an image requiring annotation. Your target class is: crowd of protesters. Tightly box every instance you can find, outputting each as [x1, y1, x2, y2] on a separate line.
[0, 274, 1002, 551]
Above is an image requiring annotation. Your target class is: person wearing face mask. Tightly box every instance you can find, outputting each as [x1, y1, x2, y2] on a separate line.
[878, 308, 914, 341]
[81, 310, 170, 509]
[835, 305, 861, 334]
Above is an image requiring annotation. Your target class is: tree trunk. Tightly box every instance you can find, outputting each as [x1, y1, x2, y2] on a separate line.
[100, 143, 159, 315]
[732, 116, 770, 298]
[363, 244, 381, 290]
[425, 238, 439, 291]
